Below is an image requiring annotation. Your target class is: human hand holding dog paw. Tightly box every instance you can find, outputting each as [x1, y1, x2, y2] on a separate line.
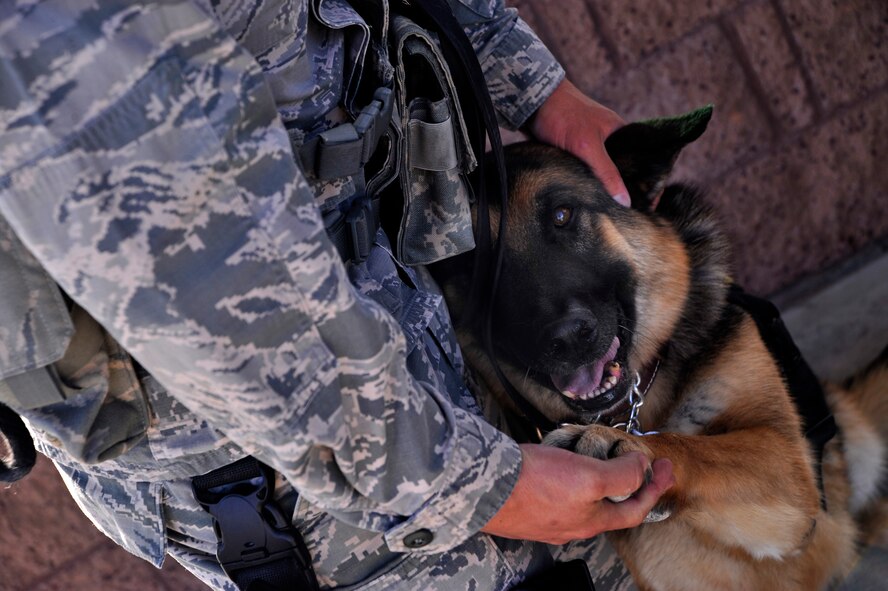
[480, 444, 674, 545]
[542, 425, 673, 522]
[527, 79, 631, 207]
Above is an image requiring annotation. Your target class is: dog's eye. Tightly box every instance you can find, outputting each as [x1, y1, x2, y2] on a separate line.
[553, 206, 573, 227]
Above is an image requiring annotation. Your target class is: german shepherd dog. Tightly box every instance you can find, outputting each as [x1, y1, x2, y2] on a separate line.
[436, 107, 888, 590]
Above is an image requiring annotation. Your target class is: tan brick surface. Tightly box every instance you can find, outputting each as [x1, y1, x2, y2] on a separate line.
[0, 457, 107, 589]
[779, 0, 888, 110]
[708, 92, 888, 294]
[589, 23, 774, 181]
[589, 0, 740, 64]
[731, 0, 816, 131]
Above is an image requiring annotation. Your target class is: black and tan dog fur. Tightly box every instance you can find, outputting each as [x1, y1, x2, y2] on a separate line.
[437, 109, 888, 591]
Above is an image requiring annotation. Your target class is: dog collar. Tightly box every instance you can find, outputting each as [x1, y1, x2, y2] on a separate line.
[610, 358, 661, 436]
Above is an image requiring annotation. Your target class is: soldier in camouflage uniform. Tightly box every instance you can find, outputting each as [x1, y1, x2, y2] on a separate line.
[0, 0, 671, 589]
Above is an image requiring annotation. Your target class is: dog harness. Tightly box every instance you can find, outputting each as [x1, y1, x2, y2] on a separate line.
[729, 285, 837, 507]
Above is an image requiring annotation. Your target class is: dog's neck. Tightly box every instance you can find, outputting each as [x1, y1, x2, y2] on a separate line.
[635, 184, 735, 426]
[656, 185, 733, 359]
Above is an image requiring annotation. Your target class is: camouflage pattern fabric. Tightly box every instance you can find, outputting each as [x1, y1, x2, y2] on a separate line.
[0, 0, 635, 589]
[551, 538, 639, 591]
[392, 15, 478, 265]
[0, 215, 73, 389]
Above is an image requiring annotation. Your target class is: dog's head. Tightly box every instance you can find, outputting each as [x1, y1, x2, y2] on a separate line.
[484, 107, 714, 424]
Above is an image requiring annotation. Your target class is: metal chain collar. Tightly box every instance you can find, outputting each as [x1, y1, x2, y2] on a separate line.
[612, 360, 660, 436]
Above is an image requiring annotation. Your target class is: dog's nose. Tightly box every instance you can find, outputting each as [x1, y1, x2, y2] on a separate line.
[544, 315, 598, 356]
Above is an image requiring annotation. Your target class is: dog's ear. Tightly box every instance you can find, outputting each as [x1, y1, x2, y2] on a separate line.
[605, 105, 713, 210]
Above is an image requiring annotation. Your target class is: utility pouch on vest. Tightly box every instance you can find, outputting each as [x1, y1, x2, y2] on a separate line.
[390, 14, 477, 266]
[0, 219, 70, 480]
[1, 301, 152, 466]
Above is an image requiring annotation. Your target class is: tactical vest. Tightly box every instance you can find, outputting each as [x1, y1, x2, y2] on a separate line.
[0, 0, 484, 483]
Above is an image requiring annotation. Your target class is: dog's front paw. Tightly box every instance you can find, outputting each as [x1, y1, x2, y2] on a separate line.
[544, 423, 654, 462]
[543, 424, 656, 503]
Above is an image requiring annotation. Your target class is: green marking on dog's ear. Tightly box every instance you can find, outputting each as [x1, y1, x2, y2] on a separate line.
[639, 105, 714, 144]
[604, 105, 714, 210]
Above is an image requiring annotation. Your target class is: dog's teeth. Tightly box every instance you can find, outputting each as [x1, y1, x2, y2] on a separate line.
[608, 362, 621, 377]
[561, 390, 578, 400]
[606, 376, 617, 387]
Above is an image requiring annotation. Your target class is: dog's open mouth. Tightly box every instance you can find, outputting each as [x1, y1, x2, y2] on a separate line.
[549, 336, 631, 415]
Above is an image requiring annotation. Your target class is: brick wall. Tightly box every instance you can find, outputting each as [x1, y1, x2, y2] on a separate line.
[1, 2, 885, 590]
[511, 0, 888, 295]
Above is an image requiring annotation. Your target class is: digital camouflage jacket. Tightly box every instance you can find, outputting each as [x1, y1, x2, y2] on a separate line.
[0, 1, 632, 589]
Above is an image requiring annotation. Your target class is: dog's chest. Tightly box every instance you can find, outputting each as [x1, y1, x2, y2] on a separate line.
[653, 379, 729, 434]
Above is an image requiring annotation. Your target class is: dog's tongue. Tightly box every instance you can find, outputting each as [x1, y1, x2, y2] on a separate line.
[551, 337, 620, 397]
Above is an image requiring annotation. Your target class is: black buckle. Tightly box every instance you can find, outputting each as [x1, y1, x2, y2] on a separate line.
[192, 459, 318, 591]
[308, 87, 394, 180]
[321, 195, 379, 264]
[511, 560, 596, 591]
[315, 123, 362, 179]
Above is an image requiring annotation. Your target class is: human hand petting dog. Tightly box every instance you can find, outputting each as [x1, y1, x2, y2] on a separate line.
[528, 79, 631, 207]
[480, 444, 674, 544]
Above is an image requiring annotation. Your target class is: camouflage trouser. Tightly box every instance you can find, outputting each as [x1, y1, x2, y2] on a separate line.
[551, 539, 637, 591]
[160, 467, 637, 591]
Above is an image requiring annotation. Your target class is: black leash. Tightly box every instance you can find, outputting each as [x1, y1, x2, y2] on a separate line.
[408, 0, 557, 438]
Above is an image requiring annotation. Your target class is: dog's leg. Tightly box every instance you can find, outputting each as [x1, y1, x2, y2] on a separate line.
[645, 430, 820, 559]
[546, 424, 822, 561]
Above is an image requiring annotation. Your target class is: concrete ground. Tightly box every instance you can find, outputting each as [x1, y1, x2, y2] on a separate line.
[1, 0, 885, 590]
[777, 238, 888, 382]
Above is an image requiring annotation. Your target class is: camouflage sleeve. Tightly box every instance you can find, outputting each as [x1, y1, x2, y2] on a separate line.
[0, 0, 520, 555]
[447, 0, 566, 129]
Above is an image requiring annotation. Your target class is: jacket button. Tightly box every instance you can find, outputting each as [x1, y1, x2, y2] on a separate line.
[403, 529, 434, 548]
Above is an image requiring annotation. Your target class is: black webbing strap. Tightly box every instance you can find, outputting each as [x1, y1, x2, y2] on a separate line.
[192, 457, 319, 591]
[408, 0, 557, 437]
[728, 285, 837, 508]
